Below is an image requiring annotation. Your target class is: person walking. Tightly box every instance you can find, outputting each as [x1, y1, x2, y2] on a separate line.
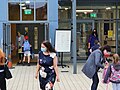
[0, 49, 6, 90]
[35, 41, 60, 90]
[88, 29, 99, 56]
[82, 46, 111, 90]
[103, 54, 120, 90]
[22, 37, 31, 66]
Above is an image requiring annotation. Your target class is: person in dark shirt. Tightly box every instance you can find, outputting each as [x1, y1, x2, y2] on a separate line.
[0, 49, 6, 90]
[90, 40, 100, 53]
[88, 29, 99, 56]
[35, 41, 60, 90]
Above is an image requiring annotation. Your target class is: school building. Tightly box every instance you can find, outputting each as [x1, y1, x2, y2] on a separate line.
[0, 0, 120, 68]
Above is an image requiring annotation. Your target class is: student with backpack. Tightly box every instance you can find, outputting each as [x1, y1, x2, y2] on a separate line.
[22, 37, 31, 66]
[103, 54, 120, 90]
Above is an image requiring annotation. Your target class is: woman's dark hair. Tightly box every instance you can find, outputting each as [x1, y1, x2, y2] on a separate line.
[100, 46, 111, 54]
[42, 41, 56, 53]
[92, 29, 98, 37]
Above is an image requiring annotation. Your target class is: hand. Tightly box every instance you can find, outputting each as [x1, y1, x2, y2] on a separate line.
[35, 73, 38, 79]
[104, 61, 109, 69]
[56, 76, 60, 82]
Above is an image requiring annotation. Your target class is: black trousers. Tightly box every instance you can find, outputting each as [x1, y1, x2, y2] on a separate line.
[0, 72, 6, 90]
[91, 72, 99, 90]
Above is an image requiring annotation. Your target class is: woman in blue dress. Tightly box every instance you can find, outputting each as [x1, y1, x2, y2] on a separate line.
[35, 41, 60, 90]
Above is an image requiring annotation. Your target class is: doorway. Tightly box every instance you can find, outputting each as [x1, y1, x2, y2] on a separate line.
[95, 20, 116, 53]
[3, 23, 49, 63]
[16, 23, 45, 54]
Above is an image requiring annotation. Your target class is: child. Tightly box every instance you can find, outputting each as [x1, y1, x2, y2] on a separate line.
[102, 60, 109, 90]
[103, 54, 120, 90]
[22, 37, 31, 66]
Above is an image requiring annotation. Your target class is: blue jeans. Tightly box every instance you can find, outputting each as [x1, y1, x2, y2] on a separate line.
[112, 83, 120, 90]
[91, 72, 99, 90]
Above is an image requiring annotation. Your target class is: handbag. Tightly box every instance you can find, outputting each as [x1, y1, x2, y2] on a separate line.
[4, 64, 12, 79]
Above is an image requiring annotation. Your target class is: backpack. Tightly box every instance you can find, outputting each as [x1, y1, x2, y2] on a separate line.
[102, 61, 109, 84]
[23, 40, 30, 51]
[109, 65, 120, 82]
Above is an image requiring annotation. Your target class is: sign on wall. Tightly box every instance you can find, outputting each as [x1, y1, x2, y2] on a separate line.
[108, 30, 113, 38]
[55, 30, 71, 52]
[24, 9, 32, 15]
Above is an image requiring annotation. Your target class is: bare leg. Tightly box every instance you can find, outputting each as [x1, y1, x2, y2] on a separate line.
[23, 56, 26, 62]
[28, 56, 30, 63]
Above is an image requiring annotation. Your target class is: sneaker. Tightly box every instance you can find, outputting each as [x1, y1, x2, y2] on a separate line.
[17, 61, 22, 65]
[28, 63, 30, 66]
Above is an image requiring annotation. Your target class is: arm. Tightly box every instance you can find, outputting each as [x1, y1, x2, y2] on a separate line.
[35, 62, 40, 79]
[88, 43, 90, 49]
[88, 35, 91, 49]
[95, 52, 104, 69]
[53, 56, 60, 82]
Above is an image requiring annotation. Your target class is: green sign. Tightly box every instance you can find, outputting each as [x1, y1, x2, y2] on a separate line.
[90, 13, 97, 18]
[24, 9, 32, 15]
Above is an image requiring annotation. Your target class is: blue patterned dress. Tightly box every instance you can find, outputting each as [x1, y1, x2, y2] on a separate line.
[38, 51, 56, 90]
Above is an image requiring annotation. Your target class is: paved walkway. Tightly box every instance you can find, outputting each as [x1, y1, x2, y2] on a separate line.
[7, 63, 112, 90]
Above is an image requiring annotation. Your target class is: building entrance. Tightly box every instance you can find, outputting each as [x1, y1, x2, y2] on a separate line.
[3, 23, 49, 63]
[76, 20, 94, 59]
[15, 23, 45, 54]
[95, 20, 116, 53]
[77, 19, 119, 60]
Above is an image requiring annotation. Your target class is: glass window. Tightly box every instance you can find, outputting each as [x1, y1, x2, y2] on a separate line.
[36, 2, 47, 20]
[22, 2, 34, 20]
[8, 2, 20, 20]
[118, 22, 120, 54]
[58, 22, 71, 29]
[8, 0, 20, 1]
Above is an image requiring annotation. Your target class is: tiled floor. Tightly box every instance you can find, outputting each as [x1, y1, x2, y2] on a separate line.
[7, 63, 112, 90]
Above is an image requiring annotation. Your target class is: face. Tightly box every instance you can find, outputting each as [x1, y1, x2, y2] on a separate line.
[103, 50, 111, 58]
[41, 43, 47, 52]
[93, 30, 96, 33]
[18, 32, 20, 36]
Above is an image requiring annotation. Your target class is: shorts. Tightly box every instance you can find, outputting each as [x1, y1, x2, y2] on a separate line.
[24, 51, 31, 56]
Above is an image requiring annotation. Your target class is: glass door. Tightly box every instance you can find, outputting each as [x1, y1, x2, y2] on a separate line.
[95, 20, 116, 53]
[77, 20, 94, 60]
[118, 21, 120, 55]
[3, 23, 11, 59]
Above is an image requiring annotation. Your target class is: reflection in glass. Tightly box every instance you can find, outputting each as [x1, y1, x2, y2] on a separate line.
[59, 22, 71, 29]
[8, 2, 20, 20]
[8, 0, 20, 1]
[36, 2, 47, 20]
[22, 2, 34, 20]
[76, 22, 92, 59]
[34, 27, 38, 49]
